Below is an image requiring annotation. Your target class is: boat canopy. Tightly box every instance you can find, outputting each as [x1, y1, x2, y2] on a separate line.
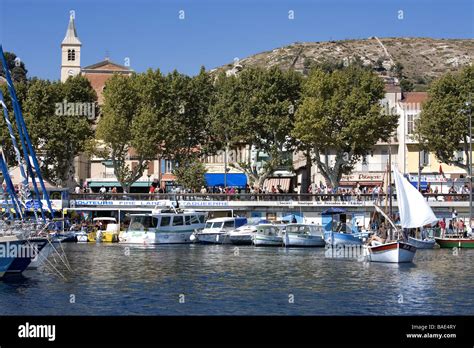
[322, 207, 347, 215]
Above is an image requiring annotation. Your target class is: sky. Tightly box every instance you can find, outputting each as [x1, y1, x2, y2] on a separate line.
[0, 0, 473, 80]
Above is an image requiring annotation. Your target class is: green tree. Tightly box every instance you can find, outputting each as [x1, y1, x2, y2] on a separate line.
[23, 75, 96, 186]
[416, 65, 474, 171]
[97, 70, 170, 192]
[209, 67, 302, 188]
[0, 51, 28, 83]
[293, 65, 397, 188]
[173, 159, 207, 192]
[160, 67, 215, 163]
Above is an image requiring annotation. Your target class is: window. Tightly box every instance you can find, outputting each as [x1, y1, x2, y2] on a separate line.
[67, 49, 76, 61]
[198, 215, 205, 223]
[407, 114, 415, 135]
[185, 216, 191, 225]
[223, 221, 235, 229]
[160, 216, 171, 226]
[172, 216, 184, 226]
[420, 150, 430, 166]
[128, 216, 158, 230]
[189, 215, 200, 224]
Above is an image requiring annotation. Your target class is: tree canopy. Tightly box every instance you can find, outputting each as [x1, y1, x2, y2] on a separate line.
[23, 75, 97, 186]
[208, 66, 302, 187]
[293, 64, 397, 188]
[416, 65, 474, 171]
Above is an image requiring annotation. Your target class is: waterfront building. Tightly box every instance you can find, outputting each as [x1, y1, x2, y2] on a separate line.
[293, 86, 471, 192]
[58, 13, 178, 192]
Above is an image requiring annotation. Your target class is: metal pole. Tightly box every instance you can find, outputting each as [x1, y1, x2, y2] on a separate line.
[224, 143, 228, 191]
[468, 99, 472, 231]
[418, 149, 421, 192]
[388, 142, 393, 241]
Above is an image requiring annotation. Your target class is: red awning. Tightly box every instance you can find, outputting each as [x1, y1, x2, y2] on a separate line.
[263, 178, 291, 192]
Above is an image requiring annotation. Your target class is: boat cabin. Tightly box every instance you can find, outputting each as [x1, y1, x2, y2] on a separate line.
[203, 217, 248, 232]
[128, 212, 206, 231]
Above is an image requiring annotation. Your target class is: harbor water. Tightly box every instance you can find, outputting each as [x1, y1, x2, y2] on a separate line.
[0, 243, 473, 315]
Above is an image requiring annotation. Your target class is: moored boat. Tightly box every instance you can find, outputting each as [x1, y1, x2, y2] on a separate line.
[365, 240, 416, 263]
[324, 231, 365, 246]
[284, 224, 325, 247]
[120, 208, 206, 245]
[252, 224, 283, 246]
[408, 236, 436, 249]
[191, 217, 247, 244]
[228, 218, 270, 245]
[434, 237, 474, 248]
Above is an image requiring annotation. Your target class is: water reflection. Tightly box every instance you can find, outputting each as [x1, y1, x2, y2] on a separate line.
[0, 244, 472, 315]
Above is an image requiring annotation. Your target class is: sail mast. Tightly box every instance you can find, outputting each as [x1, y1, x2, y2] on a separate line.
[0, 45, 55, 220]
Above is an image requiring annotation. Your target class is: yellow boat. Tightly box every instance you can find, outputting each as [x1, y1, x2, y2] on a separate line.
[88, 217, 120, 243]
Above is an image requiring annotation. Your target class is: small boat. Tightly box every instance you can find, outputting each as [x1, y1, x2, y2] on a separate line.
[75, 230, 88, 243]
[324, 231, 365, 246]
[191, 217, 247, 244]
[408, 236, 436, 249]
[228, 219, 270, 245]
[284, 224, 325, 247]
[88, 217, 120, 243]
[365, 240, 416, 263]
[364, 167, 440, 263]
[252, 224, 283, 246]
[120, 208, 206, 244]
[434, 237, 474, 248]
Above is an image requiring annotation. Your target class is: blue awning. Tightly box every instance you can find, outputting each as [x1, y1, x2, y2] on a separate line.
[322, 207, 347, 215]
[204, 173, 247, 188]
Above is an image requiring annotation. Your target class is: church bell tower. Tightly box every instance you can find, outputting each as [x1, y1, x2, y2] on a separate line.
[60, 12, 81, 82]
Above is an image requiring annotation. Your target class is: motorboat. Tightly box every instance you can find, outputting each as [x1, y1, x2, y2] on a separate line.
[88, 217, 120, 243]
[283, 224, 325, 247]
[120, 208, 206, 244]
[191, 217, 247, 244]
[252, 224, 283, 246]
[228, 218, 270, 245]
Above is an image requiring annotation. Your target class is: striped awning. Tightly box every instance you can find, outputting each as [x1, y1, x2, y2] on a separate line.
[263, 178, 291, 193]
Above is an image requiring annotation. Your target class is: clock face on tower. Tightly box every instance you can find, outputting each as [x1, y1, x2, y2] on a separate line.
[68, 69, 74, 76]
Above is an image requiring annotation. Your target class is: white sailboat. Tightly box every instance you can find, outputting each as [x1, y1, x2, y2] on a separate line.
[365, 167, 438, 263]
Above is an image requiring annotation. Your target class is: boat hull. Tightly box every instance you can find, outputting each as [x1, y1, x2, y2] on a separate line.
[7, 238, 48, 273]
[435, 237, 474, 248]
[194, 232, 232, 244]
[366, 241, 416, 263]
[120, 230, 195, 244]
[229, 234, 253, 245]
[284, 234, 325, 247]
[324, 231, 363, 246]
[252, 235, 283, 246]
[408, 237, 436, 249]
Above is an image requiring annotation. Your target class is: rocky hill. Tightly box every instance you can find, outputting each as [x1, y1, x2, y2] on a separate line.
[212, 37, 474, 90]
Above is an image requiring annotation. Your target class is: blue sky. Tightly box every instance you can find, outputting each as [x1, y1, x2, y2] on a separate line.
[1, 0, 473, 80]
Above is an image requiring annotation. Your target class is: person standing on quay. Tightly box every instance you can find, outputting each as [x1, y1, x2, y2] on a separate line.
[439, 218, 446, 238]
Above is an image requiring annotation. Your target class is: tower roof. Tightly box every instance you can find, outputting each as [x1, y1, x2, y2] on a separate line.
[62, 14, 81, 46]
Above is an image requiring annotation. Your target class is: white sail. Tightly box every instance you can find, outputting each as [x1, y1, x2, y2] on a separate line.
[392, 167, 438, 228]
